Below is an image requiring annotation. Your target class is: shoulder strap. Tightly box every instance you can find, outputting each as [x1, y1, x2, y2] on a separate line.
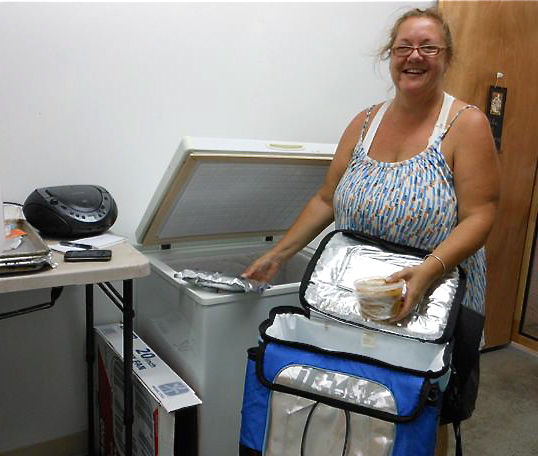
[362, 101, 390, 153]
[428, 92, 455, 146]
[359, 105, 375, 141]
[441, 105, 479, 140]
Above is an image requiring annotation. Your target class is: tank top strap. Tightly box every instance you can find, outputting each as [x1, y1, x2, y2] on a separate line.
[359, 105, 375, 142]
[427, 92, 455, 146]
[361, 100, 391, 153]
[440, 104, 479, 140]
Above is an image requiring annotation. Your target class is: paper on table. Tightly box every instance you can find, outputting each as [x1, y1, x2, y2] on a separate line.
[50, 233, 125, 253]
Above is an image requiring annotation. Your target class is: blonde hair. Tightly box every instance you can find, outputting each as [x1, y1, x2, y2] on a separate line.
[379, 7, 454, 65]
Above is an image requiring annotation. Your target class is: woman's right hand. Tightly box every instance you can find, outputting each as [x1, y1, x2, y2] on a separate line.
[242, 252, 283, 283]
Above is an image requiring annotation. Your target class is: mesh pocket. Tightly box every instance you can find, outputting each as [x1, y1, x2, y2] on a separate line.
[264, 365, 396, 456]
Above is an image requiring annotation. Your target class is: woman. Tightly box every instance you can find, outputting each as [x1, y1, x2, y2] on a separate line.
[243, 7, 500, 455]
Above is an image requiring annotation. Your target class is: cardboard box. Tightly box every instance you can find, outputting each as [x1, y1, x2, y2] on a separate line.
[95, 323, 201, 456]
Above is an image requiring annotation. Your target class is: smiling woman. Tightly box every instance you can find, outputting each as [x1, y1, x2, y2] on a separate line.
[243, 6, 500, 456]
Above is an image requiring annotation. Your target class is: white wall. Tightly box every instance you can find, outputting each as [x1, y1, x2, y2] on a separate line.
[0, 2, 430, 452]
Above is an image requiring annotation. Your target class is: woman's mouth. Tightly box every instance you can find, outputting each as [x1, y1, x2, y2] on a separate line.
[403, 68, 427, 75]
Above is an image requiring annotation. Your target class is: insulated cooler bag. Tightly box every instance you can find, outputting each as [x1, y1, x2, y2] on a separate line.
[239, 230, 466, 456]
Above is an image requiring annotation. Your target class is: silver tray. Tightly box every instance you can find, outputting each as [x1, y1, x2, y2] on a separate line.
[0, 218, 55, 274]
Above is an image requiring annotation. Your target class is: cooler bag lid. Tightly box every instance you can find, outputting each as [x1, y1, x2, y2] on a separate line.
[136, 137, 335, 246]
[299, 230, 466, 343]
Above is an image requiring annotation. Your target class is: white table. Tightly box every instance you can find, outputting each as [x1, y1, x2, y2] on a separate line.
[0, 241, 150, 456]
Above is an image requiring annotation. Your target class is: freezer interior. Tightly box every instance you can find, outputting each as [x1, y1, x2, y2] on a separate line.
[145, 242, 313, 298]
[169, 246, 306, 285]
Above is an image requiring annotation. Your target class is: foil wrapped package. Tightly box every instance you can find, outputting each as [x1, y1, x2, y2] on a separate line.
[175, 269, 270, 294]
[0, 215, 56, 274]
[302, 231, 463, 342]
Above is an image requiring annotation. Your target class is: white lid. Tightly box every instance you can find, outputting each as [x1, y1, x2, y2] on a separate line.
[136, 136, 335, 246]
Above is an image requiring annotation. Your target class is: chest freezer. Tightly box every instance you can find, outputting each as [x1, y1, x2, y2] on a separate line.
[134, 136, 336, 456]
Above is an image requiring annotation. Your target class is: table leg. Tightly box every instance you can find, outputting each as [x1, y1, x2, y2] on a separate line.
[89, 280, 135, 455]
[86, 284, 95, 456]
[123, 279, 134, 456]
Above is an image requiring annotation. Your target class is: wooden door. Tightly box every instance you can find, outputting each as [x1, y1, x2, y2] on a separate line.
[439, 1, 538, 347]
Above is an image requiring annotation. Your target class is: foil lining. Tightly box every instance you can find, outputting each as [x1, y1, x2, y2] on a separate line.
[175, 269, 269, 293]
[304, 232, 460, 341]
[264, 364, 395, 456]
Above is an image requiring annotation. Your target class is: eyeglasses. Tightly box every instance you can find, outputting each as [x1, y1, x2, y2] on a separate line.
[391, 45, 446, 57]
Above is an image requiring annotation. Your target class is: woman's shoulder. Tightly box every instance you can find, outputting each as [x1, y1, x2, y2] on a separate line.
[443, 95, 496, 160]
[345, 101, 385, 134]
[449, 94, 484, 115]
[447, 96, 490, 133]
[336, 101, 385, 161]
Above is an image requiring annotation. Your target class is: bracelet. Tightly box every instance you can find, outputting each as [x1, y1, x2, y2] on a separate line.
[424, 254, 447, 274]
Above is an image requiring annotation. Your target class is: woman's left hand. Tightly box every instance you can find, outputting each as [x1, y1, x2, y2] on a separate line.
[385, 263, 440, 322]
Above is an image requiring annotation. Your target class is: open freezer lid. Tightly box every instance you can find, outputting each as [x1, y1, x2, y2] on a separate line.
[136, 136, 336, 246]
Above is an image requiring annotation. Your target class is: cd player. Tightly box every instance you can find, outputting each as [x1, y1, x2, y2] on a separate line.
[23, 185, 118, 238]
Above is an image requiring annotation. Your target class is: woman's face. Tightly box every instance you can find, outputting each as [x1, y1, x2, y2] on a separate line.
[389, 17, 448, 96]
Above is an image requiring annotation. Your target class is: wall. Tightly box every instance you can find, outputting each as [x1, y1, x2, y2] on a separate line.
[0, 1, 428, 240]
[0, 2, 431, 453]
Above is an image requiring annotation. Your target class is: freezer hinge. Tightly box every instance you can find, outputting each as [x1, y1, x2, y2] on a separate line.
[161, 244, 171, 250]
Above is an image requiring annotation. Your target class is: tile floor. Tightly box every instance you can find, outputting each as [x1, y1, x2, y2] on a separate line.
[447, 343, 538, 456]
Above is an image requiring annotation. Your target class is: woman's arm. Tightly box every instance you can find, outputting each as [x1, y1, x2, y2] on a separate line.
[242, 110, 368, 282]
[388, 108, 500, 320]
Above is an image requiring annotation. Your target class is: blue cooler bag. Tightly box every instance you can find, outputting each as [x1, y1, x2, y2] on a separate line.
[240, 230, 466, 456]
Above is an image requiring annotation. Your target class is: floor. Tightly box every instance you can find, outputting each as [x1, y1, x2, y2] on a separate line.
[447, 343, 538, 456]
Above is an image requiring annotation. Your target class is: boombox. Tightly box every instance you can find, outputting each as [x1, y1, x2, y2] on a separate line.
[23, 185, 118, 238]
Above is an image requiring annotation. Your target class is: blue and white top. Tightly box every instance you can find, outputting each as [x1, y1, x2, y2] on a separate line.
[333, 93, 486, 314]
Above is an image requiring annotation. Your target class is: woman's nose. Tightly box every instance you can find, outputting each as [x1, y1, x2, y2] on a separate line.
[407, 48, 423, 59]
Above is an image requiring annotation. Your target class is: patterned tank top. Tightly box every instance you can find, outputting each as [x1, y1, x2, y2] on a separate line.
[333, 92, 486, 314]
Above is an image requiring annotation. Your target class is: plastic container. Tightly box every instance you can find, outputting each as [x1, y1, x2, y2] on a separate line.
[354, 276, 405, 321]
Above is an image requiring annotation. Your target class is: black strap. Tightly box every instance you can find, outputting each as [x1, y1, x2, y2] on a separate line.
[300, 402, 351, 456]
[343, 409, 351, 456]
[301, 402, 318, 456]
[453, 420, 462, 456]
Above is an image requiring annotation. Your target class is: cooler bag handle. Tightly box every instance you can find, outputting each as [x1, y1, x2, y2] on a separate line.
[300, 402, 352, 456]
[255, 343, 439, 424]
